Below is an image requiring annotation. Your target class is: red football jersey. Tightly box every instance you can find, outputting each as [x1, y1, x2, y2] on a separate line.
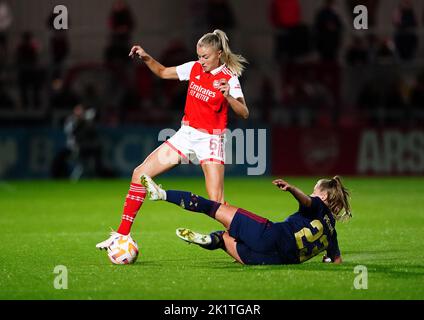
[176, 61, 244, 134]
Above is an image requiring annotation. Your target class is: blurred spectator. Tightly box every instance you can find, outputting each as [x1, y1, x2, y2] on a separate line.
[134, 63, 154, 103]
[269, 0, 311, 62]
[356, 76, 407, 126]
[392, 0, 418, 61]
[346, 0, 379, 27]
[0, 0, 12, 67]
[105, 0, 135, 66]
[285, 61, 342, 125]
[367, 34, 396, 64]
[109, 0, 134, 43]
[206, 0, 236, 32]
[314, 0, 343, 62]
[160, 40, 192, 68]
[118, 87, 141, 123]
[345, 35, 369, 66]
[270, 0, 301, 32]
[49, 78, 80, 111]
[64, 104, 112, 180]
[47, 11, 70, 79]
[356, 80, 380, 125]
[410, 71, 424, 109]
[50, 148, 72, 179]
[189, 0, 208, 42]
[257, 77, 277, 124]
[80, 84, 102, 113]
[385, 77, 407, 110]
[15, 31, 43, 109]
[281, 73, 315, 126]
[64, 104, 93, 158]
[376, 38, 397, 64]
[385, 77, 408, 125]
[0, 79, 15, 109]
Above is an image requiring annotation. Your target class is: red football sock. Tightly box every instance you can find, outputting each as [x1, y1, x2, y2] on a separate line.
[117, 183, 146, 235]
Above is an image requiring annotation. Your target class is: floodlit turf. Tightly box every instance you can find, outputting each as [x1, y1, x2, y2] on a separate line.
[1, 177, 423, 300]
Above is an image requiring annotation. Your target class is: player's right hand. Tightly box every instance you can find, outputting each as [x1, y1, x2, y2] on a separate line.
[129, 45, 146, 59]
[272, 179, 291, 191]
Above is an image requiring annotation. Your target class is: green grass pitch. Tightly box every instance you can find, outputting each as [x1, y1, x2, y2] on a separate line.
[1, 177, 423, 300]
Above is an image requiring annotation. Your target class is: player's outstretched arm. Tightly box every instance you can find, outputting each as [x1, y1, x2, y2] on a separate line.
[129, 45, 178, 80]
[272, 179, 312, 207]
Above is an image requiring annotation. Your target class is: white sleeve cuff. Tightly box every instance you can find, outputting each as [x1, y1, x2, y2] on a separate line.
[176, 61, 196, 81]
[228, 76, 244, 99]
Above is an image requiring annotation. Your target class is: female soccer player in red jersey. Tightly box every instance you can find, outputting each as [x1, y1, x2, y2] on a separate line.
[96, 30, 249, 249]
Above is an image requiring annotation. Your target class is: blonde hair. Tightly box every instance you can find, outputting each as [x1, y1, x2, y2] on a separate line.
[197, 29, 248, 77]
[317, 176, 352, 222]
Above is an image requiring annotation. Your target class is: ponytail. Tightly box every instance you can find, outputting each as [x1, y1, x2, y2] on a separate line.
[332, 176, 352, 222]
[198, 29, 248, 77]
[317, 176, 352, 222]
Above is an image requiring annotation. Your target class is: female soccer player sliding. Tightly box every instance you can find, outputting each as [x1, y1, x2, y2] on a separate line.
[140, 174, 352, 265]
[96, 30, 249, 249]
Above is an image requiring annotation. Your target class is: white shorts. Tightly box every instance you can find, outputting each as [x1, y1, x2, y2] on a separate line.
[165, 125, 225, 165]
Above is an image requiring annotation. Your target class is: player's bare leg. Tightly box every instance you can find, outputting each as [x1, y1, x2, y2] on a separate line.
[213, 203, 238, 229]
[222, 232, 244, 264]
[201, 162, 225, 203]
[132, 142, 182, 182]
[96, 143, 182, 249]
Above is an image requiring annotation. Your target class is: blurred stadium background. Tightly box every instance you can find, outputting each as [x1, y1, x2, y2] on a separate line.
[1, 0, 424, 301]
[1, 0, 424, 180]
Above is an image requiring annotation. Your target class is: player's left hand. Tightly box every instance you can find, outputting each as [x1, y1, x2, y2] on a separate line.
[218, 79, 230, 97]
[272, 179, 291, 191]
